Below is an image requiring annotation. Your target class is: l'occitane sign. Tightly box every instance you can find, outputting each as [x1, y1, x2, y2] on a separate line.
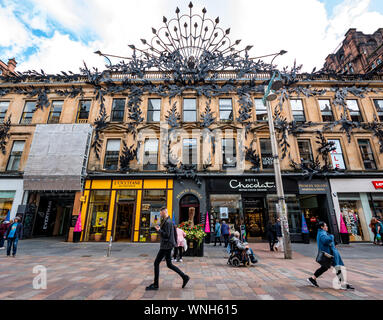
[112, 180, 142, 189]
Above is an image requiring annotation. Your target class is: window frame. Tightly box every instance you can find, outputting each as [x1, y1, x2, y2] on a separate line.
[20, 101, 35, 124]
[147, 98, 162, 123]
[47, 100, 64, 124]
[6, 140, 25, 172]
[218, 98, 233, 121]
[318, 99, 334, 122]
[0, 100, 10, 123]
[222, 138, 237, 168]
[76, 99, 92, 123]
[297, 139, 314, 165]
[346, 99, 363, 122]
[143, 138, 159, 171]
[110, 98, 126, 122]
[182, 138, 198, 165]
[182, 98, 197, 123]
[373, 99, 383, 122]
[260, 138, 273, 170]
[357, 139, 377, 170]
[290, 99, 306, 122]
[103, 139, 121, 170]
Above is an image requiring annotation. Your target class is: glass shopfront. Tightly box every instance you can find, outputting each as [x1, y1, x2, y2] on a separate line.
[338, 193, 367, 242]
[82, 179, 173, 242]
[369, 193, 383, 220]
[210, 194, 242, 234]
[0, 191, 15, 221]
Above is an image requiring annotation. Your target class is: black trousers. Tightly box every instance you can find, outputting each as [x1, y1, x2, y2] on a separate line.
[268, 237, 276, 250]
[214, 236, 222, 246]
[223, 234, 229, 247]
[173, 246, 183, 260]
[154, 248, 186, 286]
[314, 265, 343, 281]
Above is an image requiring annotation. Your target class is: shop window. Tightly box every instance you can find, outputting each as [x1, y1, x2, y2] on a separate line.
[114, 190, 136, 241]
[183, 98, 197, 122]
[219, 98, 233, 121]
[147, 98, 161, 122]
[182, 138, 197, 165]
[328, 139, 346, 170]
[209, 194, 242, 232]
[85, 190, 111, 241]
[338, 193, 367, 241]
[297, 139, 313, 165]
[267, 194, 301, 234]
[76, 100, 91, 123]
[20, 101, 35, 124]
[222, 138, 236, 168]
[104, 139, 121, 170]
[47, 100, 63, 124]
[0, 191, 15, 221]
[6, 140, 25, 172]
[260, 138, 273, 169]
[318, 99, 334, 122]
[290, 99, 305, 122]
[143, 138, 159, 170]
[369, 193, 383, 220]
[254, 98, 267, 121]
[347, 99, 363, 122]
[357, 139, 376, 170]
[373, 99, 383, 122]
[139, 189, 167, 242]
[0, 101, 9, 123]
[111, 98, 125, 122]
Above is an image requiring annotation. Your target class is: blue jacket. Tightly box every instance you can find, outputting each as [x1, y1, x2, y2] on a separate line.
[215, 222, 221, 237]
[5, 222, 23, 239]
[317, 229, 344, 267]
[221, 223, 230, 235]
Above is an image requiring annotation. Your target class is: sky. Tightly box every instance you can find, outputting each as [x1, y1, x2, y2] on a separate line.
[1, 0, 383, 73]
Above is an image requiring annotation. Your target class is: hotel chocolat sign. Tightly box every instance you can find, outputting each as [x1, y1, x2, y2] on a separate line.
[209, 178, 276, 193]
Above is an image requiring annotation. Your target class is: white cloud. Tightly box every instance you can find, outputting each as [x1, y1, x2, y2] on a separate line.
[3, 0, 383, 73]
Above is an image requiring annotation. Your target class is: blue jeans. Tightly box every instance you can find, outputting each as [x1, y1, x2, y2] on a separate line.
[7, 237, 18, 256]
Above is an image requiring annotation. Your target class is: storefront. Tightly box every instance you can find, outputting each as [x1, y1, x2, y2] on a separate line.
[81, 178, 173, 242]
[330, 178, 383, 242]
[0, 179, 24, 221]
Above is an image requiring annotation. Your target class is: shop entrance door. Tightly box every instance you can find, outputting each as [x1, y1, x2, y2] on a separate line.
[115, 202, 135, 241]
[179, 194, 200, 225]
[243, 197, 267, 242]
[300, 195, 329, 239]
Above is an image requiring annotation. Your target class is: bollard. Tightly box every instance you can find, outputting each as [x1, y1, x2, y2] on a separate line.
[106, 235, 113, 257]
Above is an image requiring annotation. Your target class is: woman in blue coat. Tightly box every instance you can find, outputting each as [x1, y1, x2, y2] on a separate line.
[307, 221, 354, 290]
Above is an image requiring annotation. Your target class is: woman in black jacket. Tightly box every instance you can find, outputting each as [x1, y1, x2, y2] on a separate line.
[266, 221, 277, 251]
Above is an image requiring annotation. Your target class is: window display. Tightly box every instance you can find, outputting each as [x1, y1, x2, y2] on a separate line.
[210, 194, 242, 231]
[339, 196, 365, 241]
[369, 193, 383, 220]
[140, 189, 166, 242]
[0, 191, 15, 221]
[85, 190, 111, 241]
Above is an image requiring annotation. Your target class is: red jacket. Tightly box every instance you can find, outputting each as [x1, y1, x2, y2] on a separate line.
[0, 222, 9, 237]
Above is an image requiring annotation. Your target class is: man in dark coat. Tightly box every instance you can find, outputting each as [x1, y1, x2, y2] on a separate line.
[4, 216, 23, 257]
[146, 207, 190, 291]
[266, 221, 277, 251]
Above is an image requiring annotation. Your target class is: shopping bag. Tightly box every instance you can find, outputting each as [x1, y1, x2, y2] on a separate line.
[183, 238, 188, 252]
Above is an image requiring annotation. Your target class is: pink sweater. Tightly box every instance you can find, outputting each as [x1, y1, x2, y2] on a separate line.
[176, 228, 186, 247]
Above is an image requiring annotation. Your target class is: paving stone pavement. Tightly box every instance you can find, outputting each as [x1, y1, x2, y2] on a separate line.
[0, 240, 382, 300]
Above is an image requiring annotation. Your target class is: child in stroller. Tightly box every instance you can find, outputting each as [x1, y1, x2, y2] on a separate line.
[227, 231, 258, 267]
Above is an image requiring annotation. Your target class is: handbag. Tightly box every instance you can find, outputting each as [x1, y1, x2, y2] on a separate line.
[316, 251, 334, 268]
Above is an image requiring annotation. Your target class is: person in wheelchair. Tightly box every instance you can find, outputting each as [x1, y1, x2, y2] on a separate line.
[231, 231, 258, 264]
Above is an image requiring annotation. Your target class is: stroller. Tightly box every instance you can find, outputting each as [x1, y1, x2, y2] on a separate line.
[227, 236, 251, 267]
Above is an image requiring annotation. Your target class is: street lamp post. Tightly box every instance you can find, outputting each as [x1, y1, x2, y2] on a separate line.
[262, 52, 293, 259]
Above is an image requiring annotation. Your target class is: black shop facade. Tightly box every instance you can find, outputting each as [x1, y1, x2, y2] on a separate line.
[206, 176, 338, 243]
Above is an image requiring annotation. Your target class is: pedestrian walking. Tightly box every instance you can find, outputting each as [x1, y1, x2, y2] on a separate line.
[369, 218, 378, 245]
[4, 216, 23, 257]
[214, 220, 222, 246]
[274, 218, 283, 252]
[0, 219, 10, 249]
[221, 220, 230, 247]
[173, 226, 186, 262]
[146, 207, 190, 291]
[307, 221, 354, 290]
[266, 221, 277, 251]
[372, 217, 383, 245]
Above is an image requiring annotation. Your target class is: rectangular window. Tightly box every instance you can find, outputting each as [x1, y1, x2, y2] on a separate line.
[290, 99, 305, 122]
[318, 99, 334, 122]
[182, 138, 197, 165]
[219, 98, 233, 121]
[77, 100, 91, 123]
[347, 99, 363, 122]
[0, 101, 9, 123]
[104, 139, 121, 170]
[222, 138, 236, 168]
[20, 101, 35, 124]
[47, 100, 63, 124]
[143, 138, 159, 170]
[298, 139, 314, 165]
[254, 98, 267, 121]
[183, 98, 197, 122]
[328, 139, 346, 170]
[373, 99, 383, 122]
[260, 139, 273, 169]
[111, 99, 125, 122]
[84, 190, 111, 241]
[147, 98, 161, 122]
[6, 140, 25, 171]
[358, 139, 376, 170]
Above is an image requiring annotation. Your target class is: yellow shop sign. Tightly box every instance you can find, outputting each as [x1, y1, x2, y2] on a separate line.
[112, 180, 142, 189]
